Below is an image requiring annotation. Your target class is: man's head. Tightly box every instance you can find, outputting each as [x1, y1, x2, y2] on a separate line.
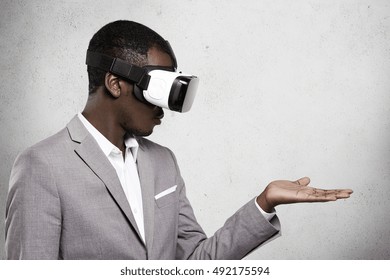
[87, 20, 175, 95]
[85, 20, 175, 137]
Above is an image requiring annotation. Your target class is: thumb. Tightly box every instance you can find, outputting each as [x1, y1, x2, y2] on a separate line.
[295, 177, 310, 186]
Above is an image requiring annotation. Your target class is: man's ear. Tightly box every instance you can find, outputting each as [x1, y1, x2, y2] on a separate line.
[104, 72, 121, 98]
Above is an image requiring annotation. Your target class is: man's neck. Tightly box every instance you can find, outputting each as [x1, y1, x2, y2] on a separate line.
[81, 109, 126, 154]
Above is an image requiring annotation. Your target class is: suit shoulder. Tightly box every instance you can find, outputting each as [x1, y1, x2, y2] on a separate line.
[14, 128, 70, 163]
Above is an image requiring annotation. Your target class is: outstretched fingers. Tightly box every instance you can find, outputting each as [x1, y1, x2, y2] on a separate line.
[302, 187, 353, 201]
[335, 189, 353, 198]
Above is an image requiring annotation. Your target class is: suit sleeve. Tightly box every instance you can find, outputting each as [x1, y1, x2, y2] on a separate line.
[170, 151, 281, 260]
[5, 148, 62, 259]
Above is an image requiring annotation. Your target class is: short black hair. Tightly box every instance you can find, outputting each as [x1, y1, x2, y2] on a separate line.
[87, 20, 174, 94]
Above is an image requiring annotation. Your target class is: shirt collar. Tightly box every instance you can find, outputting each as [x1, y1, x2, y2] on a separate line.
[77, 113, 139, 162]
[125, 135, 139, 162]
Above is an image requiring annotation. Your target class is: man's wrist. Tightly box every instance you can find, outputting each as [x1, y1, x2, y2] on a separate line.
[256, 191, 274, 213]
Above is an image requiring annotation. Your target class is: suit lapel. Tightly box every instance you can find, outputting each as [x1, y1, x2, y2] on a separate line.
[137, 142, 155, 253]
[66, 116, 144, 243]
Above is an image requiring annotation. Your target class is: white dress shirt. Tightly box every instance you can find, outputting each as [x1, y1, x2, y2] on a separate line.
[78, 113, 145, 242]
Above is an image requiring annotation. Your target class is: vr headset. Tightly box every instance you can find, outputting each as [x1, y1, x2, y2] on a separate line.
[85, 43, 199, 113]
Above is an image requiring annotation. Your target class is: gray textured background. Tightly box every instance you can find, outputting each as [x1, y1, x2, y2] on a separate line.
[0, 0, 389, 259]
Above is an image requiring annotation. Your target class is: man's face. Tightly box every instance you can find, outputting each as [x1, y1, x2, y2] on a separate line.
[116, 47, 173, 137]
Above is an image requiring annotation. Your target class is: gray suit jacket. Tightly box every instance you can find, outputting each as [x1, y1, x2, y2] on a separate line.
[5, 116, 280, 259]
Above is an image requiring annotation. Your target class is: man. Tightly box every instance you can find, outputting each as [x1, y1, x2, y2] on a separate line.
[5, 20, 352, 260]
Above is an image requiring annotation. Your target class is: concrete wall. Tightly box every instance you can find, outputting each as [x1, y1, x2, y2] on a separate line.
[0, 0, 389, 259]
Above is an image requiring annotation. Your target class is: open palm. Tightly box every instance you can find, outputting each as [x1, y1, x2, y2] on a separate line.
[257, 177, 353, 212]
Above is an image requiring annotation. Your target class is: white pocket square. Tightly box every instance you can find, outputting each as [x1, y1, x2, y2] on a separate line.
[155, 185, 177, 200]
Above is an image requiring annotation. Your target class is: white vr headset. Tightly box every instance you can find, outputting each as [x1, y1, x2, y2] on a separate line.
[85, 46, 199, 113]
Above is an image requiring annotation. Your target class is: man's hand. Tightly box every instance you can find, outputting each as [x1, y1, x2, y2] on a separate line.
[256, 177, 353, 213]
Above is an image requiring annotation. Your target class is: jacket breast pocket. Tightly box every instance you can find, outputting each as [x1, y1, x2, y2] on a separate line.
[155, 185, 177, 208]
